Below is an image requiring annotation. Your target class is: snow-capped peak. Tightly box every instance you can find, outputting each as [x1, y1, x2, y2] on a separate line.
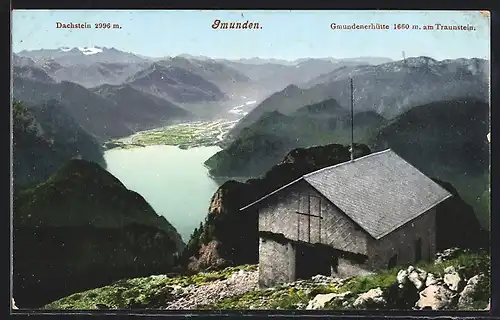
[77, 46, 103, 55]
[59, 46, 104, 55]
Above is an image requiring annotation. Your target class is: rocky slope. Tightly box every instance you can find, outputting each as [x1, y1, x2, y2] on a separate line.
[13, 100, 106, 188]
[49, 61, 151, 88]
[43, 248, 489, 311]
[125, 63, 226, 104]
[13, 159, 184, 308]
[154, 57, 252, 94]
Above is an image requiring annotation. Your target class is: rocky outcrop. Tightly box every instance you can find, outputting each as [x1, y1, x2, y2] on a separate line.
[458, 274, 485, 309]
[187, 240, 229, 272]
[415, 284, 457, 310]
[397, 266, 427, 290]
[443, 266, 462, 292]
[353, 288, 386, 308]
[13, 160, 184, 308]
[391, 254, 489, 311]
[184, 144, 372, 271]
[306, 291, 352, 310]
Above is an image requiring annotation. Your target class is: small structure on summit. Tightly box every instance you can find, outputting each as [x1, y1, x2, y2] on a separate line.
[240, 149, 453, 288]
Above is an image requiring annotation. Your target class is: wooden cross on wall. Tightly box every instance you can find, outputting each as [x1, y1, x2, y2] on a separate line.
[296, 194, 323, 243]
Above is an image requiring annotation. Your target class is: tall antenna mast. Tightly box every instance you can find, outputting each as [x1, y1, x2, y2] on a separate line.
[402, 51, 406, 64]
[350, 77, 354, 161]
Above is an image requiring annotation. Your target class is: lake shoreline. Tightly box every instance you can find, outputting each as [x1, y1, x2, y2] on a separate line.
[103, 118, 238, 151]
[104, 145, 223, 243]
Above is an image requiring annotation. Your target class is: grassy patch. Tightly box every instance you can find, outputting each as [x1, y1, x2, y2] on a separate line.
[43, 251, 490, 311]
[415, 250, 490, 279]
[107, 120, 235, 149]
[44, 264, 257, 310]
[200, 286, 311, 310]
[340, 268, 399, 295]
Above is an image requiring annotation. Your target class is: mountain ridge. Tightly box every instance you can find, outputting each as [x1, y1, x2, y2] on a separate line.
[13, 159, 185, 308]
[13, 99, 106, 188]
[227, 57, 489, 139]
[13, 67, 194, 140]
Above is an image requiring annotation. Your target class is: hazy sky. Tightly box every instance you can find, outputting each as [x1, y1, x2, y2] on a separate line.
[12, 10, 490, 61]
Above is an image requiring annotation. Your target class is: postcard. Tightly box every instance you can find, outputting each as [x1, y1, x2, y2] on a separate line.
[11, 9, 491, 312]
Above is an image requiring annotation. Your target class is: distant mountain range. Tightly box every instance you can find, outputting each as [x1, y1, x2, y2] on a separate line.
[13, 65, 194, 139]
[226, 57, 489, 140]
[17, 46, 148, 66]
[13, 48, 395, 97]
[13, 47, 401, 132]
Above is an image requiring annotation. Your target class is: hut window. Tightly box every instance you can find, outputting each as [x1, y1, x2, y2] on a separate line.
[388, 254, 398, 269]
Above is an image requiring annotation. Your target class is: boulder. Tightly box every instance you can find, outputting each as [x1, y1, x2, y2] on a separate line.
[397, 266, 427, 290]
[415, 284, 457, 310]
[353, 287, 386, 308]
[425, 273, 440, 287]
[457, 274, 485, 309]
[408, 268, 428, 290]
[397, 269, 408, 287]
[306, 291, 352, 310]
[443, 267, 462, 292]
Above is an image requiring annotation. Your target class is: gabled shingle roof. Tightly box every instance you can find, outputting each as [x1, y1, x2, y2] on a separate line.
[240, 149, 453, 240]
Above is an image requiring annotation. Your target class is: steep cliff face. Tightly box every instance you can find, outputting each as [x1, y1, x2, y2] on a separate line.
[13, 160, 185, 308]
[184, 143, 488, 272]
[432, 179, 490, 251]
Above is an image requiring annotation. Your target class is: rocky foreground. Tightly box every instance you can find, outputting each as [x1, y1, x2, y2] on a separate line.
[43, 248, 490, 311]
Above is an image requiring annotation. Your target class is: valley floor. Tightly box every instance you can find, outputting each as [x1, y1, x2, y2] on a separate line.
[105, 119, 238, 150]
[43, 249, 489, 311]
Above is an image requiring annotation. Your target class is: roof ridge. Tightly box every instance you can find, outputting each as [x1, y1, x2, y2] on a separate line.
[303, 148, 393, 178]
[240, 149, 394, 212]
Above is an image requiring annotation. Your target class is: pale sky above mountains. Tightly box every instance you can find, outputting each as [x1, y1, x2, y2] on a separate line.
[12, 10, 490, 61]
